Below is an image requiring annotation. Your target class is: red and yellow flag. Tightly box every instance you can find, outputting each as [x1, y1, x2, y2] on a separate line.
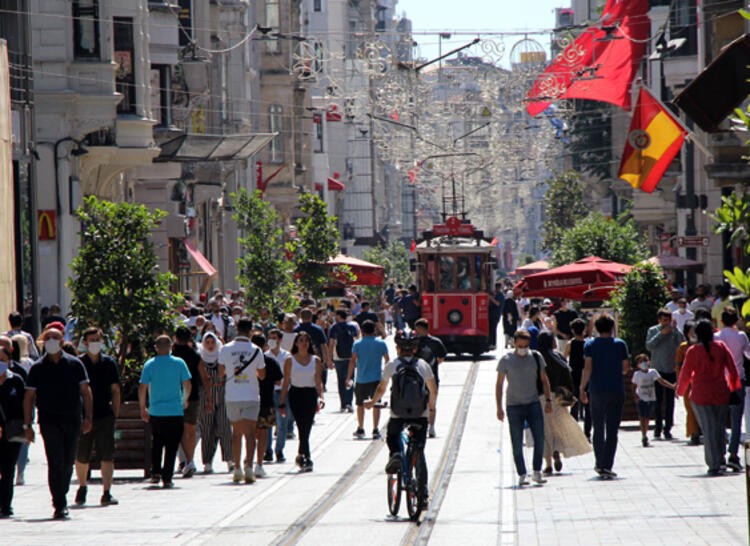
[618, 88, 686, 193]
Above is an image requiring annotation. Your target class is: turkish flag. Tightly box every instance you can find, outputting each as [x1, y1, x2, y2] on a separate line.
[409, 239, 417, 253]
[526, 0, 649, 116]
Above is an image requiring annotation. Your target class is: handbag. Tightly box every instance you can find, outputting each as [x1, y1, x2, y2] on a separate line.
[0, 406, 25, 443]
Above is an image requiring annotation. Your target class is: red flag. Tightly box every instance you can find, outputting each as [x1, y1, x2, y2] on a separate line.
[409, 239, 417, 253]
[526, 0, 649, 116]
[389, 110, 400, 121]
[490, 237, 498, 246]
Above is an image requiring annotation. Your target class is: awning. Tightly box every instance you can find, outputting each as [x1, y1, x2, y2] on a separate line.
[327, 253, 385, 286]
[157, 133, 277, 162]
[314, 177, 347, 192]
[184, 239, 217, 279]
[646, 254, 705, 272]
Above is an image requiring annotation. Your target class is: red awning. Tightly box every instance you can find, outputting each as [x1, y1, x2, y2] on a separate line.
[184, 240, 217, 279]
[517, 256, 632, 301]
[326, 253, 385, 286]
[513, 259, 550, 276]
[327, 177, 345, 191]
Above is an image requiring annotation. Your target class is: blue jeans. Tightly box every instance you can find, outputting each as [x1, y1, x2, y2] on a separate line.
[728, 384, 745, 457]
[506, 401, 544, 476]
[589, 392, 624, 472]
[691, 401, 728, 472]
[269, 390, 293, 456]
[334, 358, 354, 409]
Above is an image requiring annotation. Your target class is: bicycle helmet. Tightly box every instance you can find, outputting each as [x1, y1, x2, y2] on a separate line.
[394, 330, 419, 351]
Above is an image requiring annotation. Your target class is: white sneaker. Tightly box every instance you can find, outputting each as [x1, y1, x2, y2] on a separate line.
[203, 464, 213, 474]
[244, 465, 255, 484]
[254, 463, 266, 478]
[531, 471, 547, 484]
[232, 468, 244, 483]
[518, 474, 529, 486]
[227, 461, 235, 473]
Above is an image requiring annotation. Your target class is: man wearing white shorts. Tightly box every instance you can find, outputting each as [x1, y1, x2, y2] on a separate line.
[219, 318, 265, 484]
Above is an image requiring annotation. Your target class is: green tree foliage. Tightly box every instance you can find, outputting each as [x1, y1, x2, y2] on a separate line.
[69, 196, 180, 398]
[709, 190, 750, 316]
[541, 170, 588, 254]
[233, 189, 296, 316]
[608, 263, 670, 357]
[361, 240, 411, 302]
[291, 191, 340, 298]
[552, 212, 648, 266]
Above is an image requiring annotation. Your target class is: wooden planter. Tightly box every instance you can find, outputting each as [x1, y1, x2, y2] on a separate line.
[90, 401, 151, 478]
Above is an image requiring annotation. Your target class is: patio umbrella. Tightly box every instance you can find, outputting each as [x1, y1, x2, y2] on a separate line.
[516, 256, 633, 301]
[646, 254, 704, 273]
[513, 259, 550, 276]
[326, 254, 385, 286]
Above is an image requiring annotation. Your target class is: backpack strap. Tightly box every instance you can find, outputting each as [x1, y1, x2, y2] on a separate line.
[234, 347, 261, 376]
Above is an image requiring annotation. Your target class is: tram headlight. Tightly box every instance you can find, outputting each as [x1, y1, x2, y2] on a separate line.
[447, 309, 463, 325]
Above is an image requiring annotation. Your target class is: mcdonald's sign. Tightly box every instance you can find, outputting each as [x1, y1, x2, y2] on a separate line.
[38, 210, 56, 241]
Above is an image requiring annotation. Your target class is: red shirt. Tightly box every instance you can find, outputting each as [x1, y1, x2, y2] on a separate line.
[677, 340, 741, 405]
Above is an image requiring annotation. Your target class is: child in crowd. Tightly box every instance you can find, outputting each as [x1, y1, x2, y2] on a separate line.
[632, 354, 676, 447]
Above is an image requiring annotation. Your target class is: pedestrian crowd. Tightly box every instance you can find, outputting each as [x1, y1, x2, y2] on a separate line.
[0, 285, 447, 519]
[495, 283, 749, 486]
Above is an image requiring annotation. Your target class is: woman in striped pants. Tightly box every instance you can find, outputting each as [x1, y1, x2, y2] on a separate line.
[198, 333, 233, 473]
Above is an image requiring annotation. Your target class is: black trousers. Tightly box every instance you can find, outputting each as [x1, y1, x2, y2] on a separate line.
[386, 416, 428, 457]
[654, 372, 677, 436]
[150, 416, 184, 482]
[40, 419, 81, 509]
[489, 311, 500, 346]
[288, 386, 317, 459]
[0, 440, 21, 512]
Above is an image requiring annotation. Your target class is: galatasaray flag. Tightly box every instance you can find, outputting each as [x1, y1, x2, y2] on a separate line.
[618, 88, 686, 193]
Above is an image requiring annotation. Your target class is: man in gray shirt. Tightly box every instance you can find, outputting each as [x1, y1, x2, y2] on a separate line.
[645, 307, 684, 440]
[496, 329, 552, 487]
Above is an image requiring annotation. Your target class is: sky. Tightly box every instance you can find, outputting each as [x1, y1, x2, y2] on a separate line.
[396, 0, 569, 65]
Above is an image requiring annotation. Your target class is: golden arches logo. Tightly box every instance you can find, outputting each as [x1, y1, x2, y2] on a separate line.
[37, 210, 56, 241]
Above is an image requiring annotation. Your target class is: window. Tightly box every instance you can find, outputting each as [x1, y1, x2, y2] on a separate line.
[114, 17, 136, 114]
[150, 65, 172, 127]
[73, 0, 100, 59]
[313, 113, 324, 153]
[269, 104, 284, 163]
[265, 0, 280, 53]
[314, 0, 322, 11]
[669, 0, 697, 56]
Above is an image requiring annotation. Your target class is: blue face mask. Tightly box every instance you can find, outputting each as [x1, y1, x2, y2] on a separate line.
[0, 361, 8, 375]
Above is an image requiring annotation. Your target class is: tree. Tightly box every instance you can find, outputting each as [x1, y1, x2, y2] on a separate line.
[361, 240, 412, 302]
[541, 170, 588, 254]
[233, 189, 296, 316]
[69, 196, 180, 399]
[291, 191, 340, 298]
[608, 262, 670, 357]
[551, 212, 648, 266]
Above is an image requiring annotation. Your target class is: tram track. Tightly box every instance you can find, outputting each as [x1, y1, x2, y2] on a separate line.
[401, 359, 479, 546]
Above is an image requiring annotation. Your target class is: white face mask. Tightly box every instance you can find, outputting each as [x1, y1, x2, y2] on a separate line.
[44, 339, 61, 355]
[516, 347, 529, 357]
[678, 307, 686, 314]
[689, 335, 698, 343]
[87, 341, 102, 355]
[267, 339, 278, 350]
[639, 362, 649, 371]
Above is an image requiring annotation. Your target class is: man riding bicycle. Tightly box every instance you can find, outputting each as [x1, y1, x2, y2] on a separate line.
[365, 331, 438, 498]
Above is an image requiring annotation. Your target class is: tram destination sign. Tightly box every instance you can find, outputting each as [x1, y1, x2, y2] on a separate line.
[432, 216, 476, 237]
[677, 235, 709, 247]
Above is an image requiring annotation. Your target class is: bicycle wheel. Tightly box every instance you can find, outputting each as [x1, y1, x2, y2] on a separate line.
[387, 472, 401, 516]
[405, 450, 423, 521]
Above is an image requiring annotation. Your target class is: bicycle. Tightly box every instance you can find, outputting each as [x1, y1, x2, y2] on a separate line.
[387, 424, 428, 521]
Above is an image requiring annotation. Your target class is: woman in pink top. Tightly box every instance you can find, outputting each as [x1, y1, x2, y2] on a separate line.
[677, 320, 741, 475]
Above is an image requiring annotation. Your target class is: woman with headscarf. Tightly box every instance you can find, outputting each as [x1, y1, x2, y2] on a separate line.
[677, 319, 741, 475]
[197, 332, 233, 473]
[537, 331, 591, 475]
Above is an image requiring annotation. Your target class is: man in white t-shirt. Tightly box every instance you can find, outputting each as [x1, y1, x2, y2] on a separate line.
[218, 318, 265, 484]
[265, 328, 293, 462]
[671, 298, 694, 334]
[279, 313, 298, 352]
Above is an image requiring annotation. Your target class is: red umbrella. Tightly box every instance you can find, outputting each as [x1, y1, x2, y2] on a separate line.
[517, 256, 632, 301]
[326, 254, 385, 286]
[513, 259, 550, 276]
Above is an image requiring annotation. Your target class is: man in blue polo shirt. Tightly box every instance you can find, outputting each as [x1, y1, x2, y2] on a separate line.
[346, 320, 389, 439]
[139, 335, 192, 488]
[579, 314, 629, 480]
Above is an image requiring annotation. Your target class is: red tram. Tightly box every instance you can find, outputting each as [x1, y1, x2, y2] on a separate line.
[414, 216, 495, 357]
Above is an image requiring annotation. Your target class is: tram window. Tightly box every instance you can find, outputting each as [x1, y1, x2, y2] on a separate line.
[475, 255, 485, 291]
[426, 256, 437, 291]
[438, 256, 455, 290]
[456, 256, 472, 290]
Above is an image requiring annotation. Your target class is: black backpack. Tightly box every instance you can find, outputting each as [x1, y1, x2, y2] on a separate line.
[390, 357, 428, 416]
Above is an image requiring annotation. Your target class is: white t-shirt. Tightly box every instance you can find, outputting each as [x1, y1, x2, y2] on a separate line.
[632, 368, 661, 402]
[280, 331, 297, 352]
[382, 357, 434, 418]
[672, 308, 694, 333]
[219, 338, 265, 402]
[266, 348, 290, 391]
